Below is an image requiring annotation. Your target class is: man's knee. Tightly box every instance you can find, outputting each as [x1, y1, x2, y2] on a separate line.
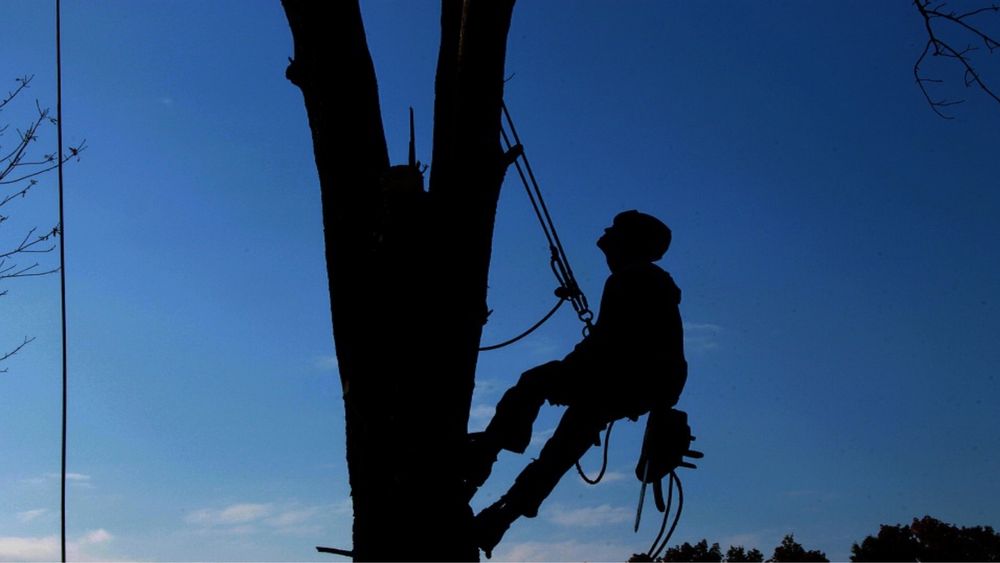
[517, 360, 564, 394]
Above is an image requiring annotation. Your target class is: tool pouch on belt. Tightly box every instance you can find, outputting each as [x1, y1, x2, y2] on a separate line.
[634, 408, 704, 510]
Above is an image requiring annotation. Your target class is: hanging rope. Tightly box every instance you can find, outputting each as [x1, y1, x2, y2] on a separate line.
[646, 472, 684, 560]
[55, 1, 69, 561]
[575, 421, 614, 484]
[478, 298, 566, 352]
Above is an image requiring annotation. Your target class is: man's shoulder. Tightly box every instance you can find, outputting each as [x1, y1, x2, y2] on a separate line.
[610, 262, 680, 300]
[616, 262, 674, 284]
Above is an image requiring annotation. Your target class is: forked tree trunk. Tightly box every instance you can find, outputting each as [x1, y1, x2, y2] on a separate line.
[282, 1, 516, 560]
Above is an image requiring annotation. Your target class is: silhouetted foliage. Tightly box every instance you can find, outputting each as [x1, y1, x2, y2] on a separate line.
[660, 539, 724, 562]
[851, 515, 1000, 562]
[0, 75, 84, 373]
[629, 540, 769, 562]
[727, 545, 765, 562]
[768, 534, 829, 562]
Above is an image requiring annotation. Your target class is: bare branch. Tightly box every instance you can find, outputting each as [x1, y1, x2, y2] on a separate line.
[913, 0, 1000, 117]
[0, 74, 78, 375]
[0, 76, 32, 112]
[0, 336, 35, 372]
[0, 141, 86, 186]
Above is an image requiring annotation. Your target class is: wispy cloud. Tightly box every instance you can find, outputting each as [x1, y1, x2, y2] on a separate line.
[684, 322, 722, 352]
[0, 535, 58, 562]
[469, 404, 496, 431]
[22, 472, 93, 489]
[0, 529, 113, 562]
[184, 500, 349, 537]
[264, 506, 321, 532]
[529, 427, 555, 448]
[573, 470, 628, 485]
[15, 509, 47, 523]
[494, 539, 636, 562]
[472, 377, 504, 402]
[314, 355, 339, 372]
[80, 530, 112, 544]
[544, 503, 631, 527]
[185, 503, 272, 526]
[526, 336, 563, 358]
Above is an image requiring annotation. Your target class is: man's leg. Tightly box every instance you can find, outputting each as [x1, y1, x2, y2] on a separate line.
[474, 405, 609, 557]
[485, 360, 565, 453]
[464, 361, 565, 495]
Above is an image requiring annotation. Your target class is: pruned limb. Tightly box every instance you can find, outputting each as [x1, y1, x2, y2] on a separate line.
[914, 0, 1000, 118]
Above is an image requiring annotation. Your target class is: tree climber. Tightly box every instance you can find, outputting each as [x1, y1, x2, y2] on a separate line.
[465, 210, 689, 558]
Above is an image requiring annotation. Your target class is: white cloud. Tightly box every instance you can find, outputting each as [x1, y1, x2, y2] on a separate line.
[79, 529, 113, 545]
[527, 336, 562, 358]
[493, 539, 636, 562]
[575, 470, 628, 485]
[0, 529, 113, 562]
[219, 503, 271, 524]
[185, 501, 349, 537]
[44, 472, 91, 481]
[684, 322, 722, 352]
[157, 96, 174, 106]
[469, 404, 496, 431]
[0, 535, 55, 562]
[544, 503, 631, 527]
[529, 427, 555, 448]
[15, 509, 47, 523]
[264, 506, 320, 528]
[314, 355, 339, 372]
[185, 503, 272, 526]
[472, 377, 504, 401]
[23, 473, 93, 489]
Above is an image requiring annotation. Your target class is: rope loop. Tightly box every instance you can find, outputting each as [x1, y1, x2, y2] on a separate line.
[575, 421, 614, 485]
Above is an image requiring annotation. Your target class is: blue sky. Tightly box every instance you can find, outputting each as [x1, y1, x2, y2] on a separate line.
[2, 1, 999, 561]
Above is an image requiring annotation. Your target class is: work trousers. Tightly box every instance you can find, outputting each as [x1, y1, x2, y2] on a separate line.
[484, 361, 637, 518]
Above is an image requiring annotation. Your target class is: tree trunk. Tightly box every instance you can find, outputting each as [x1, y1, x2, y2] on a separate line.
[281, 1, 516, 560]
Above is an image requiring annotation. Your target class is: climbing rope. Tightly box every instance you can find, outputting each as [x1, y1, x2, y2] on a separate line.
[478, 102, 593, 352]
[500, 101, 593, 334]
[472, 102, 614, 484]
[478, 298, 566, 352]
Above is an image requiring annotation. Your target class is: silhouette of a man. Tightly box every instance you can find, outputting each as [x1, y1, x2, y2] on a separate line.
[467, 210, 688, 557]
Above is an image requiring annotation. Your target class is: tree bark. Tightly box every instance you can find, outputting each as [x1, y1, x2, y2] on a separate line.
[282, 1, 516, 560]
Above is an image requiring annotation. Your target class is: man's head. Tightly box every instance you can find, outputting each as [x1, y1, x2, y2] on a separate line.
[597, 210, 671, 267]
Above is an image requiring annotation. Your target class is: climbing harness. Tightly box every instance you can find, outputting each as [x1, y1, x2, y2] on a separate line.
[478, 102, 594, 352]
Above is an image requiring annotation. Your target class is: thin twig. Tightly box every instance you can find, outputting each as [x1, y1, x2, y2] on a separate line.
[0, 336, 35, 372]
[913, 0, 1000, 117]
